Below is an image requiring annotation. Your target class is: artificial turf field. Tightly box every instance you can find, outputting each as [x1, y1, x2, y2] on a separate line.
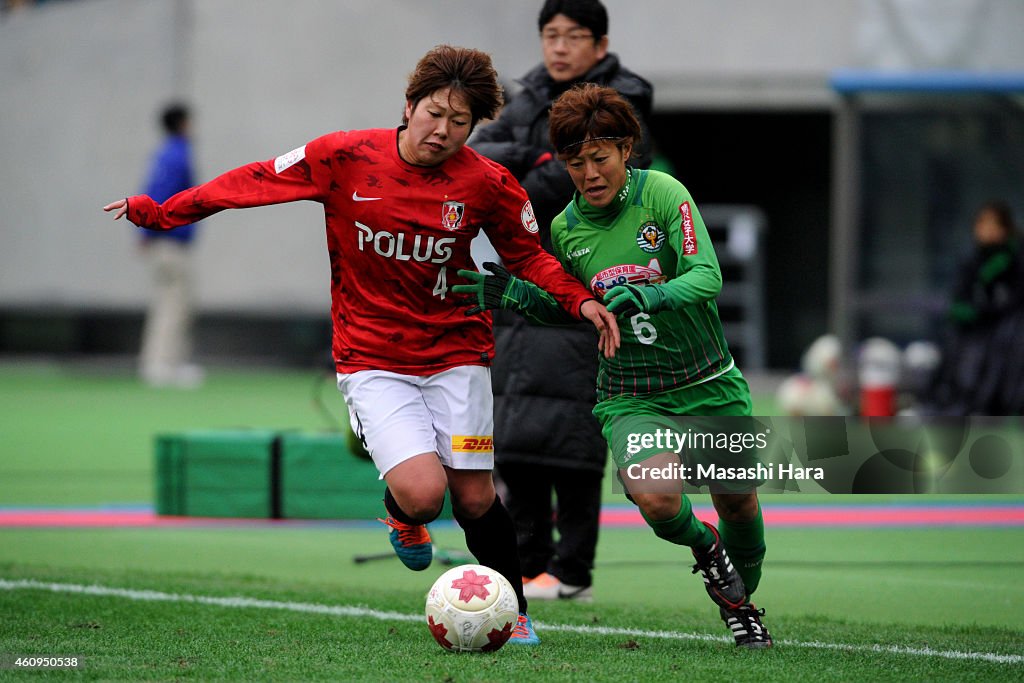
[1, 362, 1022, 681]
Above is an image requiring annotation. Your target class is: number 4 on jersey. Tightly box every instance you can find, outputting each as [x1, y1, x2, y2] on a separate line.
[433, 266, 448, 300]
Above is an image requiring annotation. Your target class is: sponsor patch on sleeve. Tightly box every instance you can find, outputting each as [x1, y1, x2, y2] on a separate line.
[274, 145, 306, 174]
[451, 435, 494, 454]
[679, 201, 698, 256]
[521, 201, 539, 234]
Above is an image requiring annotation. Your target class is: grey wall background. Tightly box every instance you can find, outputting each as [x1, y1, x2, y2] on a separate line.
[2, 0, 1023, 315]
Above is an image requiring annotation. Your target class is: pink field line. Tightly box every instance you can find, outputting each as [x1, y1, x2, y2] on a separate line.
[601, 505, 1024, 527]
[0, 511, 312, 528]
[0, 506, 1023, 528]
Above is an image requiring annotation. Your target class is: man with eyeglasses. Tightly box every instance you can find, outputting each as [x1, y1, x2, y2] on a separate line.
[470, 0, 653, 604]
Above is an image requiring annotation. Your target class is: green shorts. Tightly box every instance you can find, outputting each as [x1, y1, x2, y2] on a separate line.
[594, 367, 765, 492]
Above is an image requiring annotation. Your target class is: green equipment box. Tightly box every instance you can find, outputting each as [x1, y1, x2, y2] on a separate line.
[155, 430, 397, 520]
[279, 432, 385, 520]
[156, 430, 278, 518]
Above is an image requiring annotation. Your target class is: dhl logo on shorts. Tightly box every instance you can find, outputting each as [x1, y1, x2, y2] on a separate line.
[451, 435, 494, 454]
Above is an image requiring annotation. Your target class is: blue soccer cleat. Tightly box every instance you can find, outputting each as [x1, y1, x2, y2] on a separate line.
[507, 612, 540, 646]
[378, 516, 432, 571]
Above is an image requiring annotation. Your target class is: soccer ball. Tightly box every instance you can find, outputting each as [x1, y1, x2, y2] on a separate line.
[424, 564, 519, 652]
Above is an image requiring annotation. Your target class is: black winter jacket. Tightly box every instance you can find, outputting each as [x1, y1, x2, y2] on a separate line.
[472, 54, 653, 250]
[470, 55, 653, 471]
[930, 241, 1024, 415]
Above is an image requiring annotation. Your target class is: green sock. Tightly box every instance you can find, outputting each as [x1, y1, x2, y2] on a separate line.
[718, 504, 766, 595]
[640, 495, 714, 548]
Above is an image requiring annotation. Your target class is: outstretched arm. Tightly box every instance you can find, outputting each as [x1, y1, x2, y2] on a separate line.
[454, 262, 576, 324]
[453, 263, 619, 357]
[103, 142, 326, 230]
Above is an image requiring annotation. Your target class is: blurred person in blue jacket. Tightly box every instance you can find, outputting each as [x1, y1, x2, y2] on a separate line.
[138, 103, 204, 388]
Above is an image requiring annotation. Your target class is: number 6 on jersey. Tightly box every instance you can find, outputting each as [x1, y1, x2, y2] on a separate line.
[631, 312, 657, 344]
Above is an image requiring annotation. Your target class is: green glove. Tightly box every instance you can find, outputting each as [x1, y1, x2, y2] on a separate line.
[604, 283, 666, 318]
[453, 262, 515, 316]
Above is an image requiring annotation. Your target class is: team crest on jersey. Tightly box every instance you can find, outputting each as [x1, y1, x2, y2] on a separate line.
[521, 201, 539, 233]
[589, 259, 665, 299]
[636, 222, 666, 253]
[441, 201, 465, 231]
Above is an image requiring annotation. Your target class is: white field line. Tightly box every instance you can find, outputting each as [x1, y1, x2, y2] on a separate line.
[1, 579, 1021, 666]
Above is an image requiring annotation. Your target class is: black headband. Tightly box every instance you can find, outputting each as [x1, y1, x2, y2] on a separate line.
[557, 135, 627, 155]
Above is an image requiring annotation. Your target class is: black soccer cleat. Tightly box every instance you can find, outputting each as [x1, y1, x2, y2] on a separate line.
[691, 521, 747, 609]
[720, 602, 773, 649]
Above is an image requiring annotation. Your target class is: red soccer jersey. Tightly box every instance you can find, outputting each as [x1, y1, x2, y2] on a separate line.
[125, 127, 593, 375]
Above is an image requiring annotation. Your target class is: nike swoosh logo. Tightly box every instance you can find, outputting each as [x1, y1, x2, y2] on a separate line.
[352, 191, 382, 202]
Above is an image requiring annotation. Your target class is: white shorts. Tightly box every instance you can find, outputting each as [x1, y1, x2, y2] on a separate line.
[337, 365, 494, 477]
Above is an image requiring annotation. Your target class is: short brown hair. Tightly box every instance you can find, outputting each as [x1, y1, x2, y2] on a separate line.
[404, 45, 503, 128]
[549, 83, 641, 158]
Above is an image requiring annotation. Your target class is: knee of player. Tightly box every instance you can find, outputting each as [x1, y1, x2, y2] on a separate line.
[449, 490, 497, 520]
[402, 488, 447, 523]
[711, 492, 759, 521]
[635, 493, 681, 522]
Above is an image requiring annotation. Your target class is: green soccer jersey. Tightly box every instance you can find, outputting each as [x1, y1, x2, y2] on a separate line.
[550, 168, 734, 401]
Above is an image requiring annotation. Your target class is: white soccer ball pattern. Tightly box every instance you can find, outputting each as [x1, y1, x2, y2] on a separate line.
[425, 564, 519, 652]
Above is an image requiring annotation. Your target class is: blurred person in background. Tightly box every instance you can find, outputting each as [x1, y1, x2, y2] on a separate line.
[469, 0, 653, 603]
[456, 84, 772, 648]
[137, 103, 204, 388]
[105, 45, 622, 646]
[928, 200, 1024, 415]
[1, 0, 35, 15]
